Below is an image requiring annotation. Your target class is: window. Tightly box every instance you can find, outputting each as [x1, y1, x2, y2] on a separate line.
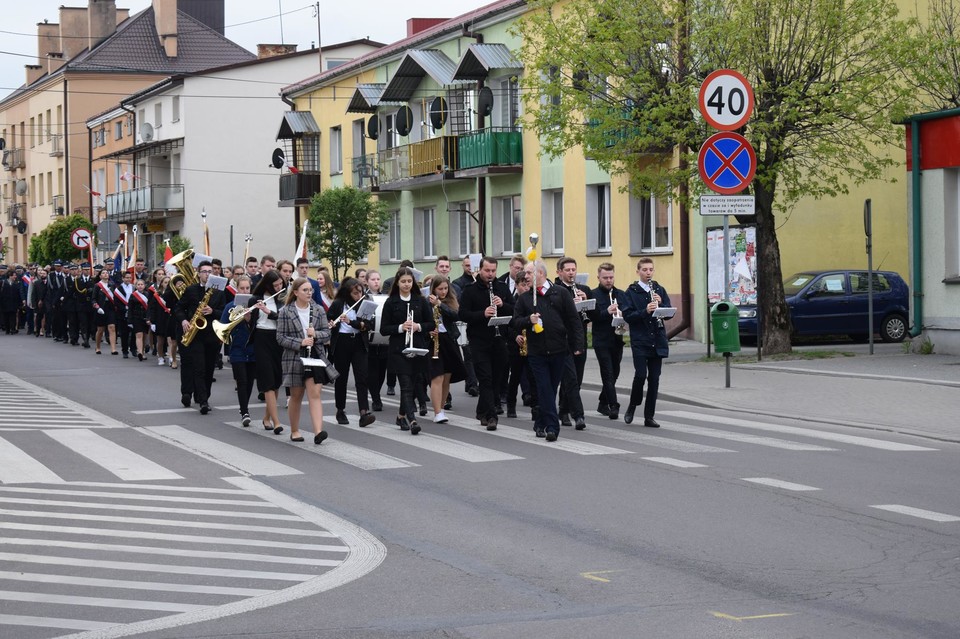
[298, 134, 320, 172]
[329, 126, 343, 174]
[447, 88, 475, 136]
[37, 114, 43, 144]
[30, 117, 35, 147]
[30, 176, 36, 207]
[497, 77, 521, 130]
[449, 202, 477, 257]
[493, 195, 522, 255]
[45, 109, 52, 140]
[629, 192, 672, 253]
[38, 173, 44, 205]
[384, 113, 401, 149]
[154, 103, 163, 128]
[115, 121, 123, 140]
[414, 207, 436, 260]
[810, 273, 847, 295]
[850, 272, 892, 293]
[383, 211, 402, 262]
[945, 168, 960, 279]
[586, 183, 611, 253]
[541, 189, 564, 254]
[126, 114, 135, 136]
[172, 96, 181, 122]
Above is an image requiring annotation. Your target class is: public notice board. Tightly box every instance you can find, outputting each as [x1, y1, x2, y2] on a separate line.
[707, 226, 758, 306]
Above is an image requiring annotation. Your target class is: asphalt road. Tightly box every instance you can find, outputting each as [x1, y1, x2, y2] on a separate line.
[1, 334, 958, 639]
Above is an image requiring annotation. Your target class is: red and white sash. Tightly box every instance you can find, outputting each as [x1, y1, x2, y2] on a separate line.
[133, 290, 150, 310]
[114, 286, 130, 306]
[96, 280, 114, 302]
[152, 290, 170, 314]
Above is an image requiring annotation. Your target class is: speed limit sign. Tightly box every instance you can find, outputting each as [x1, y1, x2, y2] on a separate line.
[698, 69, 754, 131]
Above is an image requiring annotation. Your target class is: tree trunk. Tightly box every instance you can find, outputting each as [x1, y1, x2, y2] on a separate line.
[753, 180, 793, 354]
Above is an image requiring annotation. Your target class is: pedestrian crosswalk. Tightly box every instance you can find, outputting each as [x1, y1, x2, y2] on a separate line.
[0, 371, 127, 430]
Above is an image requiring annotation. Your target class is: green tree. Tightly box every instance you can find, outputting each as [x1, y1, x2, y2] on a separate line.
[515, 0, 913, 353]
[305, 186, 390, 283]
[27, 214, 95, 265]
[904, 0, 960, 110]
[156, 234, 193, 264]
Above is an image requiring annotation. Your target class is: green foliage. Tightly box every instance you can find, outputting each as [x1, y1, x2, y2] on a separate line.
[27, 214, 95, 265]
[903, 0, 960, 111]
[305, 186, 390, 283]
[156, 235, 193, 264]
[0, 238, 10, 260]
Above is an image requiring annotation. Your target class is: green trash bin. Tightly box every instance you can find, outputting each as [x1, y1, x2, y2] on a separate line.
[710, 301, 741, 353]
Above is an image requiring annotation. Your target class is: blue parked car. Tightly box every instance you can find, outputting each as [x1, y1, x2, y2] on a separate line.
[737, 270, 910, 343]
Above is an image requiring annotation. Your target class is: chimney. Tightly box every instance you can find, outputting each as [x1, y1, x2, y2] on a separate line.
[47, 53, 66, 76]
[59, 7, 89, 59]
[257, 44, 298, 59]
[154, 0, 178, 58]
[117, 8, 130, 24]
[37, 22, 61, 67]
[26, 64, 45, 86]
[406, 18, 448, 38]
[87, 0, 118, 50]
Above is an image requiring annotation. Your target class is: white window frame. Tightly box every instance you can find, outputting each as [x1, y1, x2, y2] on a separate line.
[945, 168, 960, 279]
[382, 210, 401, 262]
[586, 183, 612, 254]
[154, 102, 163, 129]
[172, 96, 181, 123]
[492, 195, 522, 256]
[414, 207, 437, 260]
[494, 76, 521, 130]
[448, 201, 478, 258]
[540, 189, 564, 255]
[329, 126, 343, 174]
[629, 192, 673, 254]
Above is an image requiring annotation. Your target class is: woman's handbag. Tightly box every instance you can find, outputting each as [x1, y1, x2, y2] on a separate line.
[306, 348, 339, 385]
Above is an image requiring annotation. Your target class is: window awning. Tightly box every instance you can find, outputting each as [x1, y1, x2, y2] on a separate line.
[276, 111, 320, 140]
[380, 50, 472, 103]
[453, 43, 522, 81]
[347, 83, 387, 114]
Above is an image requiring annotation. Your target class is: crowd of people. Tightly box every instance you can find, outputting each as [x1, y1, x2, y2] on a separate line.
[0, 252, 671, 444]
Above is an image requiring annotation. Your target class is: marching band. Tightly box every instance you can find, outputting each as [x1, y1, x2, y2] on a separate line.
[0, 242, 672, 444]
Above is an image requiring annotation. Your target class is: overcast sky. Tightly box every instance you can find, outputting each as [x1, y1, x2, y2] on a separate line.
[0, 0, 490, 97]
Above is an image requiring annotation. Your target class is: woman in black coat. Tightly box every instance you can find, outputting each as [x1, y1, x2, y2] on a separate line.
[378, 267, 435, 434]
[327, 277, 375, 428]
[91, 268, 118, 354]
[425, 275, 465, 423]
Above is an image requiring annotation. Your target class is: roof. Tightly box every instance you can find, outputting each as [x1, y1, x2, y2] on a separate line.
[380, 50, 472, 103]
[282, 0, 526, 97]
[65, 8, 254, 75]
[453, 43, 522, 80]
[277, 111, 320, 139]
[347, 83, 386, 114]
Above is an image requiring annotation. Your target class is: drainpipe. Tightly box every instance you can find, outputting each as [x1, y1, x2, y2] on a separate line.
[462, 27, 485, 254]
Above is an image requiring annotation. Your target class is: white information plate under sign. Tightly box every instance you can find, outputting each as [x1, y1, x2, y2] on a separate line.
[699, 195, 755, 217]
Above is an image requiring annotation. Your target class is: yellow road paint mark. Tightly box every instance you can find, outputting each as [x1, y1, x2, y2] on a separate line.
[580, 570, 624, 583]
[710, 611, 795, 622]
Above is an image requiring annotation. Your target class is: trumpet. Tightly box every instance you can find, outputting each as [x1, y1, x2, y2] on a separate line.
[610, 290, 628, 336]
[401, 302, 429, 358]
[212, 286, 286, 345]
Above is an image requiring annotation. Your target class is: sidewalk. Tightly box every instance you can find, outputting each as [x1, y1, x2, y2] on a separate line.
[579, 340, 960, 444]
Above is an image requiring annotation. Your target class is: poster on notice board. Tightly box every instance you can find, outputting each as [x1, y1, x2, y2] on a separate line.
[706, 225, 758, 305]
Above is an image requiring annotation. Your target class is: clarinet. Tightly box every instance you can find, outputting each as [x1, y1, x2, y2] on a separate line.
[649, 280, 663, 327]
[489, 280, 501, 337]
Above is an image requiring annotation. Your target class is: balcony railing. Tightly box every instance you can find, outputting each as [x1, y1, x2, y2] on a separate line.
[50, 194, 65, 218]
[351, 154, 379, 190]
[457, 128, 522, 170]
[1, 148, 25, 171]
[409, 136, 459, 177]
[279, 171, 322, 205]
[6, 202, 24, 225]
[376, 146, 409, 184]
[105, 185, 185, 220]
[49, 135, 64, 157]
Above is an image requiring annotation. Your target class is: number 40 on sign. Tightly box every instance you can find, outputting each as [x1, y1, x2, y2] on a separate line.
[698, 69, 754, 131]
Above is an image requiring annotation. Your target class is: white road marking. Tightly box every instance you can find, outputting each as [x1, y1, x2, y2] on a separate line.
[0, 613, 114, 631]
[661, 422, 837, 451]
[661, 411, 938, 452]
[328, 415, 524, 463]
[0, 589, 206, 612]
[130, 408, 195, 415]
[442, 414, 634, 456]
[742, 477, 821, 492]
[0, 497, 303, 520]
[224, 421, 419, 471]
[63, 481, 247, 494]
[0, 571, 272, 597]
[586, 423, 736, 453]
[43, 429, 182, 481]
[0, 372, 126, 428]
[870, 505, 960, 523]
[143, 425, 302, 477]
[642, 457, 709, 468]
[0, 552, 315, 581]
[0, 436, 63, 484]
[0, 538, 343, 566]
[0, 486, 277, 507]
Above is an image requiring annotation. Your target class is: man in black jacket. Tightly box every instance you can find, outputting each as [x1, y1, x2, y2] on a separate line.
[588, 263, 625, 420]
[458, 255, 513, 430]
[174, 261, 225, 414]
[554, 256, 590, 429]
[512, 261, 583, 441]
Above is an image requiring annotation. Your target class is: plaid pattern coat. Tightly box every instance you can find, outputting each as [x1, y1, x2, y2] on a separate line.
[276, 300, 331, 388]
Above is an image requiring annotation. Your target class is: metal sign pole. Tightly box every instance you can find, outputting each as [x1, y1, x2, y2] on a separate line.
[865, 199, 874, 355]
[723, 214, 732, 387]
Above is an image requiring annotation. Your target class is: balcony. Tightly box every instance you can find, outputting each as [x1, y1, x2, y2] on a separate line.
[49, 135, 64, 157]
[455, 128, 523, 177]
[6, 202, 24, 226]
[351, 154, 379, 191]
[1, 148, 25, 171]
[278, 171, 321, 207]
[376, 136, 460, 191]
[50, 195, 65, 218]
[105, 185, 185, 222]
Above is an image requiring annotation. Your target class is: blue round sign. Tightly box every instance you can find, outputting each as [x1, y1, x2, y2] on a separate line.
[697, 131, 756, 195]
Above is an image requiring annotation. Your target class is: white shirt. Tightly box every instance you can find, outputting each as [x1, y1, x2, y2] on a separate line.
[338, 307, 359, 334]
[255, 295, 278, 330]
[295, 304, 311, 336]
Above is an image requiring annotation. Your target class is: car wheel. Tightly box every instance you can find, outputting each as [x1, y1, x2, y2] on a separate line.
[880, 314, 907, 342]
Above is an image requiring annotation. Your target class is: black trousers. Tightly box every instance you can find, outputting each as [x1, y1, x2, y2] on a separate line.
[461, 343, 479, 391]
[472, 339, 508, 420]
[594, 342, 624, 410]
[558, 350, 586, 419]
[231, 361, 257, 414]
[629, 351, 664, 420]
[68, 310, 90, 344]
[333, 335, 369, 412]
[185, 335, 219, 404]
[117, 319, 135, 354]
[367, 345, 387, 405]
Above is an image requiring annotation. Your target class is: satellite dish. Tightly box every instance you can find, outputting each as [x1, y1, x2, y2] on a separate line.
[0, 137, 5, 151]
[395, 106, 413, 137]
[15, 179, 27, 196]
[271, 148, 285, 169]
[366, 115, 379, 140]
[477, 86, 494, 118]
[17, 221, 27, 234]
[429, 96, 447, 130]
[140, 122, 154, 142]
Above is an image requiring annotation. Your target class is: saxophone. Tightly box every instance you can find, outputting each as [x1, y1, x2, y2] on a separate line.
[431, 303, 441, 359]
[519, 329, 528, 356]
[181, 288, 214, 347]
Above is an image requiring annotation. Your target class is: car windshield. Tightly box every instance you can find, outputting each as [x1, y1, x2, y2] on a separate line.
[783, 273, 816, 296]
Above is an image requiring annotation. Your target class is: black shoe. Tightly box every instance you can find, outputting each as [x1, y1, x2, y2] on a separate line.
[398, 417, 410, 431]
[336, 410, 349, 425]
[444, 394, 452, 410]
[522, 393, 532, 407]
[560, 413, 572, 427]
[495, 404, 504, 415]
[241, 413, 251, 427]
[82, 342, 90, 349]
[138, 353, 144, 361]
[478, 417, 488, 427]
[359, 413, 375, 428]
[535, 428, 546, 438]
[486, 416, 498, 431]
[418, 403, 428, 417]
[200, 403, 211, 415]
[409, 420, 421, 435]
[386, 386, 396, 396]
[314, 431, 328, 445]
[258, 392, 265, 401]
[597, 404, 610, 416]
[466, 386, 479, 397]
[545, 431, 558, 442]
[372, 401, 383, 412]
[624, 405, 636, 424]
[123, 353, 129, 359]
[273, 425, 284, 435]
[181, 394, 191, 408]
[507, 404, 517, 419]
[290, 433, 305, 442]
[644, 418, 661, 428]
[608, 404, 620, 421]
[575, 417, 586, 431]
